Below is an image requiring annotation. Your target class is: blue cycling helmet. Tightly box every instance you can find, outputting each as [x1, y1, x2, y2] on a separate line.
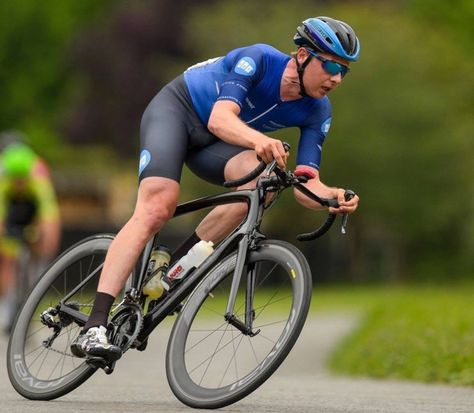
[294, 17, 360, 62]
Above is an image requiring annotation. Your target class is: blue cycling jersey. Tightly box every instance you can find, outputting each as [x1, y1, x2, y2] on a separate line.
[184, 44, 332, 170]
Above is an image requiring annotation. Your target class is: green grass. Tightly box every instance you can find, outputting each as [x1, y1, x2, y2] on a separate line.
[313, 284, 474, 386]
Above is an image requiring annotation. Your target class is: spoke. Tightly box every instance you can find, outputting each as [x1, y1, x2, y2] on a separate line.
[87, 255, 96, 284]
[198, 322, 230, 385]
[79, 260, 83, 306]
[254, 318, 288, 329]
[255, 263, 279, 290]
[48, 348, 64, 380]
[218, 333, 245, 387]
[28, 344, 48, 371]
[51, 284, 64, 300]
[201, 304, 226, 317]
[25, 342, 48, 358]
[35, 343, 51, 377]
[188, 328, 231, 332]
[254, 284, 283, 321]
[26, 324, 48, 340]
[253, 332, 276, 345]
[186, 319, 229, 354]
[248, 335, 260, 364]
[60, 327, 70, 376]
[189, 329, 243, 376]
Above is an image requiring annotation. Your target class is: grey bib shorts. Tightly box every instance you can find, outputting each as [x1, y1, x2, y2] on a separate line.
[139, 74, 247, 185]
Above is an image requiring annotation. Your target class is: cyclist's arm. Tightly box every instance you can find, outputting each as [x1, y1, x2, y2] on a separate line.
[207, 45, 287, 167]
[293, 166, 359, 214]
[294, 119, 358, 214]
[208, 101, 287, 167]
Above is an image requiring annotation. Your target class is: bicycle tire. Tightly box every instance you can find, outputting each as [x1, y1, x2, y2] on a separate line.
[7, 234, 117, 400]
[166, 239, 312, 409]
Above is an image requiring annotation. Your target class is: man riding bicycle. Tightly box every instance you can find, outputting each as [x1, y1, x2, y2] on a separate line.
[71, 16, 361, 360]
[0, 136, 61, 333]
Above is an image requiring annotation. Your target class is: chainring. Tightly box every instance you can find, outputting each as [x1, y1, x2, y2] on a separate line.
[108, 303, 144, 353]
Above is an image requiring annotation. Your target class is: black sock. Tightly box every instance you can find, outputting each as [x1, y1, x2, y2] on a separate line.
[82, 292, 115, 332]
[171, 232, 201, 265]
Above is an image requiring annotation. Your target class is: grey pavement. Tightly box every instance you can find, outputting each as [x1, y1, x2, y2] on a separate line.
[1, 313, 473, 413]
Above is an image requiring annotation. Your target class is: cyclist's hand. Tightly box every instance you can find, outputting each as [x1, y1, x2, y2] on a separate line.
[329, 188, 359, 214]
[254, 137, 288, 169]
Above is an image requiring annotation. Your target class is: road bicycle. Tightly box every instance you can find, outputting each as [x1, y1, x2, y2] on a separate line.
[7, 146, 355, 409]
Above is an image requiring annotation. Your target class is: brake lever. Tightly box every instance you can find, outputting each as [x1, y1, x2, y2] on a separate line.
[341, 190, 356, 235]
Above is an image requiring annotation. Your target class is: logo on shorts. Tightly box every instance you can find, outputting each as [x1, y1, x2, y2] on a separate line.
[139, 150, 151, 176]
[321, 117, 332, 135]
[235, 57, 256, 76]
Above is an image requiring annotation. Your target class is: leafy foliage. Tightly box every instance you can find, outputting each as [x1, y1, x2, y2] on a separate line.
[0, 0, 472, 280]
[329, 285, 474, 385]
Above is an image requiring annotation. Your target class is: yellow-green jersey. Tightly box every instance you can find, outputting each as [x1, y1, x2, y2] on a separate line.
[0, 158, 60, 224]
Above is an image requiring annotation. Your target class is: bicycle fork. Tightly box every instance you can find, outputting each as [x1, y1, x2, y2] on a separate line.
[224, 235, 261, 337]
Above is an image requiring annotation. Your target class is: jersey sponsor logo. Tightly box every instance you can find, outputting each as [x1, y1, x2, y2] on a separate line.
[321, 117, 332, 135]
[139, 150, 151, 175]
[235, 57, 256, 76]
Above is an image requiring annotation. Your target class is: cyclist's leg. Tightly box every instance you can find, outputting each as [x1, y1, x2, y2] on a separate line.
[72, 76, 189, 359]
[186, 146, 263, 243]
[70, 178, 178, 361]
[0, 237, 21, 332]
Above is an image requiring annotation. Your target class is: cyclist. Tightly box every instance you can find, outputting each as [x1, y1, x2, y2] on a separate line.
[0, 137, 61, 333]
[71, 16, 361, 360]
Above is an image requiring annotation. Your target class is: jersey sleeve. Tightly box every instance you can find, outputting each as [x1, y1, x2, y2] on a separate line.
[216, 45, 266, 109]
[296, 99, 332, 170]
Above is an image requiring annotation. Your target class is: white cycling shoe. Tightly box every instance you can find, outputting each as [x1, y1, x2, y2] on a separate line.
[71, 326, 122, 361]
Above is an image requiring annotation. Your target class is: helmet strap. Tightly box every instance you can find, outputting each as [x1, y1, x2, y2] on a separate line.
[295, 55, 312, 97]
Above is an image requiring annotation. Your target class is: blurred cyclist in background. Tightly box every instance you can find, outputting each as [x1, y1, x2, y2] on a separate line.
[0, 131, 61, 333]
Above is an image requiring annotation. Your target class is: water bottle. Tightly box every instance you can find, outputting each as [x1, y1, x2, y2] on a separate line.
[142, 245, 171, 299]
[161, 240, 214, 291]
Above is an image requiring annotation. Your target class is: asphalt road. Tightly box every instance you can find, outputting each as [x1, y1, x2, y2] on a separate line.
[1, 313, 473, 413]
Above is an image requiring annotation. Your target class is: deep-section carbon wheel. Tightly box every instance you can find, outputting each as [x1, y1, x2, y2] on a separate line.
[166, 240, 312, 409]
[6, 234, 124, 400]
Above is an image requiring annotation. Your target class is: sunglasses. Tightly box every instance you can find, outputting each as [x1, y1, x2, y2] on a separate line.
[306, 49, 350, 78]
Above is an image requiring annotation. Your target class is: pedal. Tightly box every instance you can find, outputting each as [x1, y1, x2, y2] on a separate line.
[135, 338, 148, 352]
[86, 356, 116, 375]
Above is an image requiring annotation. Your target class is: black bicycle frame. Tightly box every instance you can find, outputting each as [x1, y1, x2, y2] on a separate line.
[59, 186, 267, 342]
[135, 187, 266, 343]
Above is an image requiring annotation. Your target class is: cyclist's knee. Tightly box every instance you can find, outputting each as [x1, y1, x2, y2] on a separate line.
[225, 150, 261, 189]
[135, 177, 180, 233]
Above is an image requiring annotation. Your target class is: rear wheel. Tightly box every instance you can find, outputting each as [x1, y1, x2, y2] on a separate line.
[7, 234, 123, 400]
[166, 240, 312, 409]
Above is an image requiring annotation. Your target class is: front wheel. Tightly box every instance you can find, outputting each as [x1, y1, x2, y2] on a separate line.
[166, 240, 312, 409]
[6, 234, 121, 400]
